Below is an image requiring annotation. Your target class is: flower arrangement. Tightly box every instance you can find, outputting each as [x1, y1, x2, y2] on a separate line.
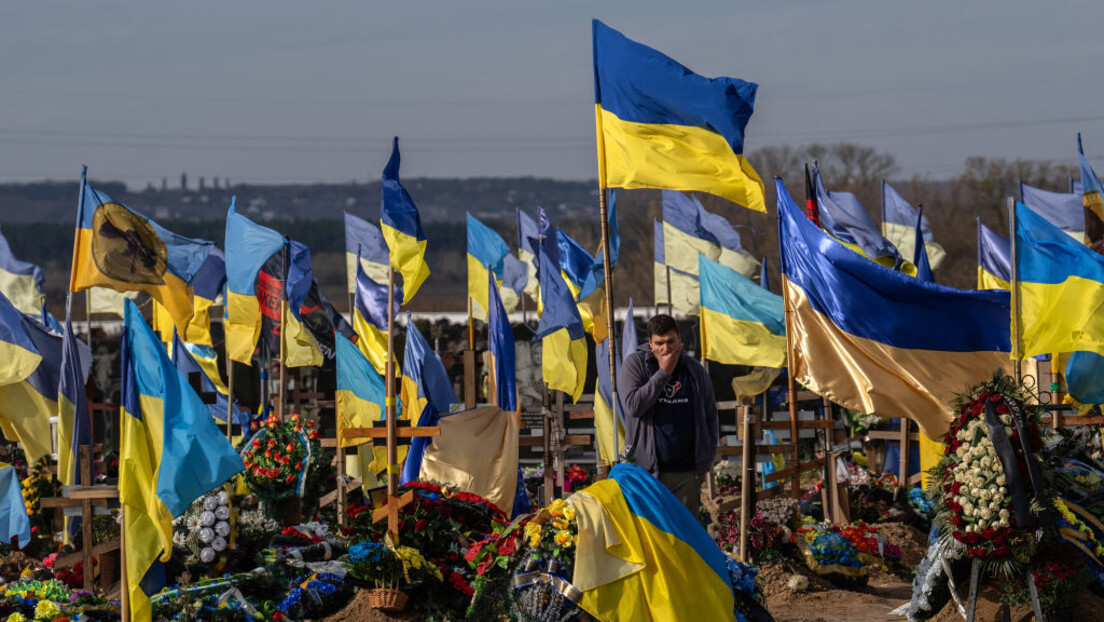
[713, 460, 741, 496]
[838, 521, 902, 565]
[19, 458, 58, 538]
[798, 526, 865, 572]
[563, 465, 593, 493]
[997, 542, 1091, 614]
[240, 413, 320, 503]
[928, 372, 1052, 572]
[908, 487, 934, 519]
[172, 488, 233, 566]
[274, 572, 346, 620]
[713, 509, 791, 561]
[726, 556, 765, 622]
[346, 541, 401, 585]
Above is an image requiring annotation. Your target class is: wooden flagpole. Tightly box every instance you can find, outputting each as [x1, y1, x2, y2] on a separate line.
[384, 265, 400, 524]
[594, 106, 621, 465]
[1009, 196, 1022, 386]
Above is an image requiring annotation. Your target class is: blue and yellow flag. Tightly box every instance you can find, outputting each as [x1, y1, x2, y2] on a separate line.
[593, 337, 625, 465]
[1080, 134, 1104, 249]
[171, 332, 249, 425]
[120, 299, 244, 622]
[663, 190, 758, 278]
[224, 198, 287, 364]
[57, 313, 92, 491]
[71, 169, 214, 334]
[557, 228, 604, 336]
[467, 213, 511, 320]
[0, 463, 30, 549]
[335, 332, 387, 448]
[536, 243, 588, 403]
[592, 20, 764, 212]
[282, 240, 323, 367]
[380, 137, 430, 304]
[977, 220, 1011, 290]
[571, 463, 738, 621]
[345, 211, 390, 294]
[1015, 201, 1104, 358]
[699, 255, 786, 368]
[778, 177, 1012, 439]
[882, 182, 946, 270]
[652, 219, 701, 314]
[152, 248, 226, 347]
[0, 311, 66, 464]
[812, 163, 908, 272]
[400, 317, 457, 485]
[1020, 182, 1084, 242]
[913, 206, 934, 282]
[0, 228, 45, 317]
[352, 260, 397, 375]
[499, 253, 529, 314]
[0, 291, 41, 386]
[517, 209, 541, 301]
[487, 273, 516, 411]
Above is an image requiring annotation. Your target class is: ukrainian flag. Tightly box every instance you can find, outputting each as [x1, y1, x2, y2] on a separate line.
[71, 169, 214, 334]
[380, 137, 430, 304]
[0, 228, 45, 317]
[345, 211, 390, 294]
[652, 219, 703, 315]
[467, 213, 511, 320]
[499, 253, 529, 314]
[120, 299, 244, 622]
[536, 244, 588, 403]
[662, 190, 759, 278]
[1015, 201, 1104, 358]
[171, 333, 249, 425]
[812, 163, 909, 273]
[224, 198, 287, 364]
[1020, 182, 1084, 243]
[152, 248, 225, 347]
[913, 207, 935, 282]
[570, 463, 738, 621]
[592, 19, 765, 212]
[699, 255, 786, 368]
[0, 291, 41, 386]
[400, 316, 457, 485]
[558, 228, 601, 334]
[0, 463, 30, 550]
[778, 177, 1012, 439]
[335, 332, 387, 448]
[517, 209, 541, 301]
[0, 310, 62, 464]
[283, 239, 323, 367]
[977, 220, 1011, 290]
[882, 181, 946, 269]
[57, 313, 92, 491]
[593, 337, 625, 465]
[487, 272, 516, 411]
[352, 260, 397, 375]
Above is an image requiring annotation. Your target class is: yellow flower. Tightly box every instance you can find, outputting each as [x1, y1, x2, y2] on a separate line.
[552, 519, 568, 531]
[554, 530, 573, 548]
[524, 522, 542, 537]
[563, 505, 576, 521]
[529, 533, 541, 547]
[7, 612, 26, 622]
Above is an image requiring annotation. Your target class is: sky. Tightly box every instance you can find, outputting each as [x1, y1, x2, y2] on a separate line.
[3, 1, 1104, 188]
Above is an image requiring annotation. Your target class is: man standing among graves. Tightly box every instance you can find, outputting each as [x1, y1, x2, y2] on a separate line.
[620, 314, 719, 516]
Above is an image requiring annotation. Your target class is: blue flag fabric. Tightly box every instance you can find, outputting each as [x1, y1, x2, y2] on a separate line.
[517, 209, 540, 259]
[0, 465, 30, 549]
[1020, 182, 1084, 236]
[622, 298, 638, 364]
[172, 332, 249, 425]
[812, 163, 903, 266]
[913, 206, 934, 282]
[488, 273, 516, 412]
[380, 137, 431, 304]
[400, 318, 458, 485]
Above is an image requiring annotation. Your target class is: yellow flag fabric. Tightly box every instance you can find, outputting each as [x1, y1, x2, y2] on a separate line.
[543, 328, 588, 403]
[418, 405, 518, 513]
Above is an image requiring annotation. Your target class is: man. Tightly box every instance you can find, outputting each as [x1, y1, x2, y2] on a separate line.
[619, 314, 718, 516]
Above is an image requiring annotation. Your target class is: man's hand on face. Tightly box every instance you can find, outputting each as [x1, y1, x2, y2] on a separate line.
[649, 330, 683, 374]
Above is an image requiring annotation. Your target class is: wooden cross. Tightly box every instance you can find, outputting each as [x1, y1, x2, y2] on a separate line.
[38, 445, 119, 593]
[338, 425, 440, 539]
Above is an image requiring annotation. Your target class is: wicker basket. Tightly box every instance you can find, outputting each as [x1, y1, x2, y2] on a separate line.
[366, 587, 409, 612]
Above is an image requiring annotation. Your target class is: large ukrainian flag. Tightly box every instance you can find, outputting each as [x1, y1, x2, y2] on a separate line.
[399, 316, 457, 485]
[120, 300, 243, 622]
[699, 255, 786, 368]
[352, 261, 396, 375]
[536, 244, 588, 403]
[570, 463, 737, 621]
[592, 20, 764, 212]
[345, 211, 390, 294]
[977, 220, 1011, 290]
[224, 198, 287, 364]
[1015, 201, 1104, 358]
[71, 169, 213, 334]
[380, 137, 430, 304]
[467, 213, 511, 320]
[0, 228, 45, 317]
[778, 178, 1012, 439]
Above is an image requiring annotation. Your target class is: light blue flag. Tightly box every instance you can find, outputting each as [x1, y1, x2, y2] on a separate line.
[0, 464, 30, 548]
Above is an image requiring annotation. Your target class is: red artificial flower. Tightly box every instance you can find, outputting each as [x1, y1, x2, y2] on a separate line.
[497, 534, 517, 556]
[306, 419, 316, 428]
[285, 443, 295, 453]
[465, 541, 484, 563]
[290, 413, 300, 422]
[285, 474, 296, 483]
[267, 439, 277, 448]
[308, 430, 318, 440]
[415, 519, 428, 532]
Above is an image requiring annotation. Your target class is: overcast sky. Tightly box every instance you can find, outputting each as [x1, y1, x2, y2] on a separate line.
[4, 1, 1104, 188]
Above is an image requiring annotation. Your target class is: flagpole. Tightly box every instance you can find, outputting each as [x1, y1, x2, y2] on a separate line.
[279, 242, 289, 419]
[224, 316, 235, 440]
[467, 295, 474, 350]
[1009, 196, 1022, 386]
[385, 265, 398, 499]
[594, 107, 620, 464]
[665, 265, 673, 316]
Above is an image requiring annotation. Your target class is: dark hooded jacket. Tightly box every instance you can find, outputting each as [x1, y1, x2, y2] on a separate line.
[618, 343, 718, 475]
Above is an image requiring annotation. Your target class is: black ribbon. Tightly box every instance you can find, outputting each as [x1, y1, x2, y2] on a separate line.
[983, 400, 1032, 528]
